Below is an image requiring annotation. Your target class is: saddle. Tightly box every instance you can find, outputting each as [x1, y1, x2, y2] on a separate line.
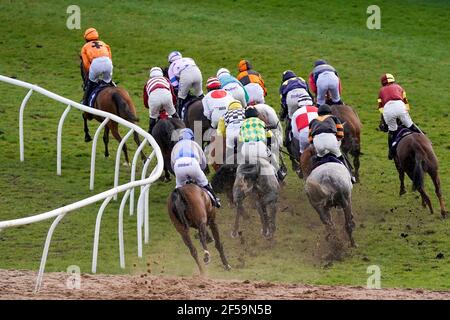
[88, 81, 113, 108]
[181, 94, 202, 121]
[311, 153, 343, 171]
[391, 127, 414, 153]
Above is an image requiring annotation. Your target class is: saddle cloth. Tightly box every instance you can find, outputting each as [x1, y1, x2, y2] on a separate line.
[311, 153, 343, 171]
[88, 82, 113, 108]
[391, 127, 414, 152]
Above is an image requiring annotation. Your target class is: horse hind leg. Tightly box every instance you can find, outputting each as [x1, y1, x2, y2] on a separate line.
[343, 203, 357, 247]
[394, 158, 406, 196]
[429, 171, 447, 218]
[418, 187, 433, 214]
[110, 123, 130, 165]
[209, 219, 231, 270]
[83, 113, 92, 142]
[255, 200, 270, 238]
[103, 125, 110, 158]
[198, 222, 211, 265]
[133, 131, 147, 162]
[180, 230, 204, 275]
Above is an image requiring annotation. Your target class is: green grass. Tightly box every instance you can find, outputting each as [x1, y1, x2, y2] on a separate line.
[1, 0, 449, 290]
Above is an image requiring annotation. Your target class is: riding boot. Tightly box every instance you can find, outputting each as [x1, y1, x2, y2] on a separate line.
[387, 131, 395, 160]
[338, 155, 356, 184]
[176, 97, 185, 116]
[82, 80, 96, 106]
[197, 93, 205, 99]
[148, 118, 157, 134]
[408, 123, 423, 134]
[203, 183, 221, 208]
[283, 119, 291, 148]
[334, 99, 344, 105]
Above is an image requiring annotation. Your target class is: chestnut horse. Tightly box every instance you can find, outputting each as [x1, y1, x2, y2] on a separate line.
[168, 184, 231, 274]
[331, 104, 362, 182]
[83, 86, 145, 164]
[394, 131, 447, 218]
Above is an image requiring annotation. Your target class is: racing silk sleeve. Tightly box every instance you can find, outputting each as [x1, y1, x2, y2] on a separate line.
[308, 120, 315, 143]
[216, 117, 226, 137]
[194, 143, 207, 170]
[402, 88, 409, 110]
[80, 44, 90, 74]
[333, 116, 344, 141]
[242, 83, 250, 103]
[169, 81, 177, 104]
[308, 73, 317, 95]
[202, 96, 211, 120]
[143, 84, 149, 108]
[291, 114, 300, 141]
[168, 63, 179, 88]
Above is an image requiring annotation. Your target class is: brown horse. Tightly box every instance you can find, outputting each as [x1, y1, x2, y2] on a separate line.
[168, 184, 231, 274]
[394, 132, 447, 218]
[330, 104, 362, 182]
[83, 86, 145, 164]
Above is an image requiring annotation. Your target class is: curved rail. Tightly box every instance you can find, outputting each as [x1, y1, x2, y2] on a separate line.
[0, 75, 164, 291]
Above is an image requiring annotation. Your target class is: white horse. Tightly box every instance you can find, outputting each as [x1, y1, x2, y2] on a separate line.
[305, 162, 356, 247]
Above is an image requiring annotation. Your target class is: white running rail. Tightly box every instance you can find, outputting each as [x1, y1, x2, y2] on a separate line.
[0, 75, 164, 292]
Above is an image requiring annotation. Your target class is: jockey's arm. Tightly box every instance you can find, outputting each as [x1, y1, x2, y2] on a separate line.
[143, 85, 149, 109]
[308, 73, 317, 96]
[202, 98, 211, 119]
[216, 117, 226, 137]
[334, 118, 344, 141]
[402, 90, 410, 110]
[197, 144, 207, 170]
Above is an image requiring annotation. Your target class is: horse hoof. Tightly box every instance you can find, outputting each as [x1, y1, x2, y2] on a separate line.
[85, 136, 92, 143]
[104, 154, 110, 158]
[164, 177, 171, 183]
[203, 250, 210, 264]
[122, 162, 130, 167]
[224, 264, 232, 271]
[399, 189, 406, 196]
[441, 211, 448, 219]
[231, 230, 239, 238]
[350, 241, 358, 248]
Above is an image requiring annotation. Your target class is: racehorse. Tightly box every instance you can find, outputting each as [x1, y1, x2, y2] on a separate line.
[232, 159, 280, 240]
[379, 121, 447, 218]
[304, 161, 357, 247]
[83, 85, 146, 165]
[168, 184, 231, 274]
[330, 104, 362, 182]
[151, 117, 186, 181]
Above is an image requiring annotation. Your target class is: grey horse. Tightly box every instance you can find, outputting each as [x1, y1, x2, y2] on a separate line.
[305, 162, 356, 247]
[232, 158, 280, 239]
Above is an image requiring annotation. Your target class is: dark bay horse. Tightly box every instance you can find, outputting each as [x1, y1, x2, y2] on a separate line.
[394, 132, 447, 218]
[168, 184, 231, 274]
[331, 104, 362, 182]
[151, 117, 186, 181]
[83, 86, 145, 165]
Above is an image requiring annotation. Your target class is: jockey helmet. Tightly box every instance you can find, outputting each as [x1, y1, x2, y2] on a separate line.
[228, 100, 243, 110]
[216, 68, 230, 78]
[282, 70, 297, 82]
[206, 77, 221, 90]
[149, 67, 163, 78]
[244, 107, 259, 118]
[238, 60, 252, 72]
[178, 128, 194, 141]
[318, 104, 332, 116]
[314, 59, 328, 67]
[84, 28, 99, 41]
[168, 51, 182, 63]
[381, 73, 395, 86]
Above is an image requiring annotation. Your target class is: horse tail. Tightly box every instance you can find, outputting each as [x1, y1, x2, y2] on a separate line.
[170, 188, 189, 228]
[412, 152, 425, 191]
[112, 91, 138, 123]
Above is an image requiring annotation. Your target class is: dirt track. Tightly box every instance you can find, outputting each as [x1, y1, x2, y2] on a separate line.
[1, 269, 449, 300]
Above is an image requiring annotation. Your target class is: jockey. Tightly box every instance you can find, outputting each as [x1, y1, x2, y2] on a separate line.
[80, 27, 113, 106]
[144, 67, 179, 134]
[236, 60, 267, 105]
[202, 77, 234, 129]
[217, 100, 246, 164]
[279, 70, 313, 120]
[308, 60, 343, 106]
[309, 104, 355, 182]
[378, 73, 423, 160]
[217, 68, 249, 108]
[291, 105, 319, 155]
[171, 128, 221, 208]
[239, 107, 282, 179]
[167, 51, 204, 114]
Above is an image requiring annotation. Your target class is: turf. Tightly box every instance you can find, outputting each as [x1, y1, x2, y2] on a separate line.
[0, 0, 449, 290]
